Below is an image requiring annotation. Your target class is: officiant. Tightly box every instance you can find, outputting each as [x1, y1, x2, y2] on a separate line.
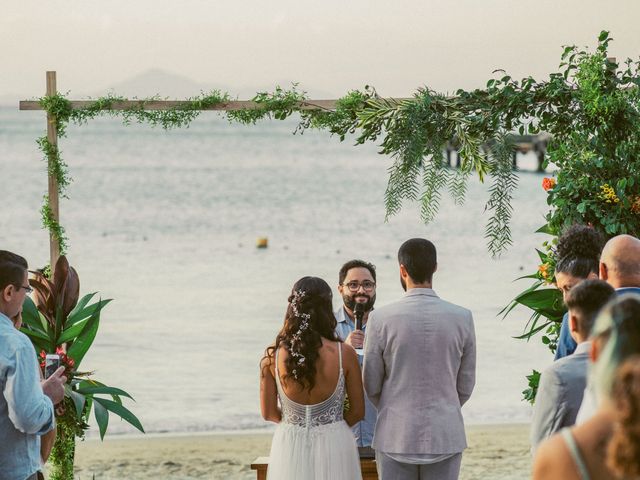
[334, 259, 377, 448]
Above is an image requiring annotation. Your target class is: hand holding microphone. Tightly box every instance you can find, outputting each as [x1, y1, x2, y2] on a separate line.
[352, 303, 366, 356]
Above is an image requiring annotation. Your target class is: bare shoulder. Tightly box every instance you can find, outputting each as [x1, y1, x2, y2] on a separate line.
[340, 342, 359, 367]
[260, 347, 279, 377]
[532, 433, 577, 480]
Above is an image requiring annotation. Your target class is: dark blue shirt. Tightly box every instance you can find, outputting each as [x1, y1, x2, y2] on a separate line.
[555, 287, 640, 361]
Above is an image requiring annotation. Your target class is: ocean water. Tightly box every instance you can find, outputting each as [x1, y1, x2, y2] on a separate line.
[1, 107, 553, 435]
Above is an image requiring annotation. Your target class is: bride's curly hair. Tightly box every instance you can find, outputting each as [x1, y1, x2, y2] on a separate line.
[263, 276, 340, 390]
[607, 355, 640, 478]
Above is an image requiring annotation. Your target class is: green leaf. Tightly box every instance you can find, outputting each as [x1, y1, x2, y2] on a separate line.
[535, 223, 554, 235]
[67, 386, 86, 420]
[535, 249, 548, 263]
[66, 304, 102, 368]
[66, 298, 111, 328]
[76, 385, 134, 400]
[20, 327, 50, 343]
[93, 398, 109, 440]
[58, 317, 91, 344]
[67, 292, 97, 320]
[513, 288, 565, 322]
[93, 397, 144, 434]
[21, 297, 46, 333]
[513, 320, 552, 340]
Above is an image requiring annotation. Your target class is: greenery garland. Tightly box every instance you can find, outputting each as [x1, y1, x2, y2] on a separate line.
[35, 30, 639, 264]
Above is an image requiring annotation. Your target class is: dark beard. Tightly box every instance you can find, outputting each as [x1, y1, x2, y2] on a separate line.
[342, 293, 376, 312]
[400, 275, 407, 292]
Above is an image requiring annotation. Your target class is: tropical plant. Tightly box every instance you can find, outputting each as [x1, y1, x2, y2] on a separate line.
[20, 255, 143, 480]
[505, 32, 640, 401]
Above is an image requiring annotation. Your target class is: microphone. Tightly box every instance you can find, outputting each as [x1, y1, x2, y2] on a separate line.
[354, 303, 365, 331]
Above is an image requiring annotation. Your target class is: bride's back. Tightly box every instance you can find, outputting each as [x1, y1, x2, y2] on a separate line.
[276, 338, 342, 405]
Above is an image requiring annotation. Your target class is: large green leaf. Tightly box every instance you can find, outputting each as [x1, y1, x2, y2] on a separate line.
[66, 292, 97, 322]
[20, 327, 50, 343]
[76, 385, 134, 400]
[513, 320, 553, 340]
[66, 299, 111, 328]
[21, 297, 44, 332]
[93, 397, 144, 434]
[513, 288, 565, 322]
[66, 385, 86, 420]
[93, 398, 109, 440]
[58, 317, 91, 344]
[66, 305, 101, 368]
[21, 332, 49, 354]
[498, 280, 544, 318]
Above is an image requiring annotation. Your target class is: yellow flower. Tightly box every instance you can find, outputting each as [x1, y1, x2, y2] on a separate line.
[599, 184, 620, 204]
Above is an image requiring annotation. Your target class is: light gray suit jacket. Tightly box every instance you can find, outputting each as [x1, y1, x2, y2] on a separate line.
[363, 288, 476, 454]
[529, 341, 590, 454]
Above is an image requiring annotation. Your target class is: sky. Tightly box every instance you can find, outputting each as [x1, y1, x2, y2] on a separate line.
[2, 0, 640, 101]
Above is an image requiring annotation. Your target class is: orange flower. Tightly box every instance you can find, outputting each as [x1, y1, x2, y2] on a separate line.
[631, 196, 640, 214]
[538, 263, 549, 278]
[542, 177, 556, 191]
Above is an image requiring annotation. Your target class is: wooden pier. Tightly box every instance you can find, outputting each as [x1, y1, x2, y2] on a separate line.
[446, 133, 551, 172]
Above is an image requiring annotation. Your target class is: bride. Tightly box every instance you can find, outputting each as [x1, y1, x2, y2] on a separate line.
[260, 276, 364, 479]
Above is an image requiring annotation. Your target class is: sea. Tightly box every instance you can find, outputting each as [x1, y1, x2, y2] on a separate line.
[1, 106, 554, 436]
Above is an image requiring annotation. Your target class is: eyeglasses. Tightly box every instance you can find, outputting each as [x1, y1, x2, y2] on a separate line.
[17, 285, 33, 294]
[342, 281, 376, 292]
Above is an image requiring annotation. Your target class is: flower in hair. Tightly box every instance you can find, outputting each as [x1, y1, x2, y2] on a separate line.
[289, 289, 312, 377]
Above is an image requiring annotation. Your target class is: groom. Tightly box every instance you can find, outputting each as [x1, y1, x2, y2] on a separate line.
[363, 238, 476, 479]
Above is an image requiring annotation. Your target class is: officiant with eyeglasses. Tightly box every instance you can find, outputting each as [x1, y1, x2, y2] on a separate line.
[334, 259, 378, 449]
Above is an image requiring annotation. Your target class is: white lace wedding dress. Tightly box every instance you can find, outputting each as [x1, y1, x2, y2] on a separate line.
[267, 343, 362, 480]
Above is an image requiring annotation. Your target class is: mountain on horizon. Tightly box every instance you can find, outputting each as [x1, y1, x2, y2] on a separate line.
[0, 68, 337, 107]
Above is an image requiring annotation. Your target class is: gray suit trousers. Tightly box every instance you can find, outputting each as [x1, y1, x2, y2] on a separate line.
[376, 452, 462, 480]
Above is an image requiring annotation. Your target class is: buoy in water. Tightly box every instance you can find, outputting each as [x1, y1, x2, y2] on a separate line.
[256, 237, 269, 249]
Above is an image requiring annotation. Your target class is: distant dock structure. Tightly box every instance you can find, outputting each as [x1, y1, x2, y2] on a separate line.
[445, 133, 551, 172]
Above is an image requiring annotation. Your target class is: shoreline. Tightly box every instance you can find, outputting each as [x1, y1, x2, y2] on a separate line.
[72, 423, 532, 479]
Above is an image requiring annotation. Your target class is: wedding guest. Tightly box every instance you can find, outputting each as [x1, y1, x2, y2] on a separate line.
[363, 239, 476, 480]
[554, 225, 604, 360]
[334, 259, 377, 448]
[533, 294, 640, 479]
[530, 280, 615, 454]
[0, 250, 66, 480]
[599, 234, 640, 294]
[260, 276, 364, 480]
[10, 312, 58, 464]
[576, 234, 640, 423]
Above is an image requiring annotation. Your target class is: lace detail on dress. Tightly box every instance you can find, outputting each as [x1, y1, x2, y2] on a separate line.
[275, 343, 345, 430]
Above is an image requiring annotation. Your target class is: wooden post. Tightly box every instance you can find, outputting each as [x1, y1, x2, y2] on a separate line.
[46, 71, 60, 273]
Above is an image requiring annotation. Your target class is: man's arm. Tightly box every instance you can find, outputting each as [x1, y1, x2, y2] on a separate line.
[5, 342, 55, 435]
[362, 314, 384, 408]
[530, 367, 564, 455]
[456, 313, 476, 406]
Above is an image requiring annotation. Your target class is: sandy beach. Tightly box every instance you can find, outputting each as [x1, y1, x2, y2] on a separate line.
[70, 423, 531, 480]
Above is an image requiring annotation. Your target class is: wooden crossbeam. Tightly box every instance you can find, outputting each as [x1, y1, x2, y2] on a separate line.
[20, 99, 348, 111]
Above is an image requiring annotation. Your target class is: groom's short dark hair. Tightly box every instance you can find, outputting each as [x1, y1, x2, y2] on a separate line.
[398, 238, 437, 283]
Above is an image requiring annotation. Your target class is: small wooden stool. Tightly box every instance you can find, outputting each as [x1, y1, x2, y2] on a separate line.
[251, 456, 378, 479]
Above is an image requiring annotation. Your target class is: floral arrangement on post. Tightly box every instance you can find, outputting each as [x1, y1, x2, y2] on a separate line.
[504, 30, 640, 401]
[20, 256, 143, 480]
